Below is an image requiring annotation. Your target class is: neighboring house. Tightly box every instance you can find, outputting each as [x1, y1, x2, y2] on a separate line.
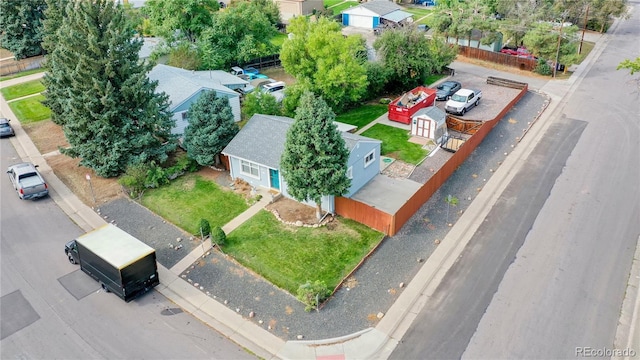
[276, 0, 324, 23]
[148, 64, 246, 135]
[222, 114, 381, 213]
[411, 106, 448, 144]
[341, 0, 412, 30]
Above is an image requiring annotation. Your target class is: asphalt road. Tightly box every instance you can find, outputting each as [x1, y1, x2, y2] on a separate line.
[391, 4, 640, 359]
[0, 138, 256, 359]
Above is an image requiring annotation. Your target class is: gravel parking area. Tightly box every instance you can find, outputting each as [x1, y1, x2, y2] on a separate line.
[97, 89, 549, 341]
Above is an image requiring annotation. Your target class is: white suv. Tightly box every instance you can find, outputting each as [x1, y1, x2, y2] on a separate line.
[261, 81, 286, 93]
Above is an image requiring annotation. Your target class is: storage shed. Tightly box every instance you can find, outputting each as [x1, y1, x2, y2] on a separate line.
[411, 106, 448, 144]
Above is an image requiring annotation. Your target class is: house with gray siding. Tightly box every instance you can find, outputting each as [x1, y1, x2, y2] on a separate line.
[148, 64, 246, 135]
[222, 114, 381, 213]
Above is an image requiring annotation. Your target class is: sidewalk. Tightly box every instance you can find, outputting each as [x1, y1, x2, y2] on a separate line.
[2, 25, 630, 359]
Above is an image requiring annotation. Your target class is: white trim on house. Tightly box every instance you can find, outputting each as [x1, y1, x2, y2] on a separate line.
[364, 150, 376, 168]
[240, 159, 261, 179]
[347, 166, 353, 179]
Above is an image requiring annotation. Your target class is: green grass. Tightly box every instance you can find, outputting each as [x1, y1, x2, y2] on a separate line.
[330, 1, 359, 15]
[141, 174, 249, 234]
[361, 123, 428, 164]
[1, 80, 45, 101]
[335, 104, 388, 130]
[8, 95, 50, 124]
[324, 0, 344, 8]
[0, 68, 45, 82]
[424, 74, 446, 86]
[224, 210, 383, 294]
[270, 32, 288, 49]
[403, 8, 433, 25]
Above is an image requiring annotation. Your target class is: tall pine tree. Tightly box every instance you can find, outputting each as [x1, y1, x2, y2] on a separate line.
[280, 91, 351, 219]
[0, 0, 46, 59]
[183, 90, 239, 166]
[42, 0, 71, 126]
[45, 0, 176, 177]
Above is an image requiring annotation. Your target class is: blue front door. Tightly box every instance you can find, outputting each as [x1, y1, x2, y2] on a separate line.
[269, 169, 280, 190]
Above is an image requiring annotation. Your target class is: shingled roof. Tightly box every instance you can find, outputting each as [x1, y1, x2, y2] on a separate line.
[358, 0, 401, 15]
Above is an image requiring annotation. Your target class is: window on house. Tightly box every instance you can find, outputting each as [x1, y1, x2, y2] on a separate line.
[347, 166, 353, 179]
[364, 150, 375, 168]
[181, 111, 188, 120]
[240, 160, 260, 178]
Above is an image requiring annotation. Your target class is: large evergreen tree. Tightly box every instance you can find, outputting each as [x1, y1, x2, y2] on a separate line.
[183, 90, 239, 166]
[46, 0, 176, 177]
[280, 91, 351, 219]
[0, 0, 46, 59]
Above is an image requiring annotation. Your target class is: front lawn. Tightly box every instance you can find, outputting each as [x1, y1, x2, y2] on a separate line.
[8, 95, 50, 124]
[403, 8, 433, 25]
[224, 210, 384, 294]
[141, 174, 249, 234]
[324, 0, 344, 8]
[335, 104, 388, 130]
[0, 79, 45, 101]
[361, 123, 428, 164]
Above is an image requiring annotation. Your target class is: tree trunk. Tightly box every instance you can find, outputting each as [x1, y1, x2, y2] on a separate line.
[316, 202, 323, 220]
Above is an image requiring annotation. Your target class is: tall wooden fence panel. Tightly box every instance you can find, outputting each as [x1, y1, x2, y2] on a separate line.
[335, 196, 393, 235]
[458, 46, 537, 71]
[0, 55, 45, 76]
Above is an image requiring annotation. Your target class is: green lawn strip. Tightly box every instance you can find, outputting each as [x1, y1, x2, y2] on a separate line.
[361, 123, 428, 164]
[403, 8, 433, 25]
[330, 1, 359, 15]
[141, 174, 249, 234]
[324, 0, 344, 8]
[224, 210, 384, 294]
[0, 68, 45, 82]
[270, 33, 288, 49]
[8, 95, 50, 124]
[335, 104, 388, 130]
[1, 79, 45, 101]
[424, 74, 445, 86]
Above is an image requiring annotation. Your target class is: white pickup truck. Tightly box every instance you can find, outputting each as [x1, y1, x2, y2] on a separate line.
[444, 88, 482, 115]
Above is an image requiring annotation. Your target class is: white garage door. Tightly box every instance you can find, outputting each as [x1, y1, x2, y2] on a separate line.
[349, 14, 373, 29]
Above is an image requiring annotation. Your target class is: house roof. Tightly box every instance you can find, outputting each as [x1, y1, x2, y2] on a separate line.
[148, 64, 238, 111]
[381, 9, 413, 23]
[358, 0, 402, 16]
[222, 114, 381, 169]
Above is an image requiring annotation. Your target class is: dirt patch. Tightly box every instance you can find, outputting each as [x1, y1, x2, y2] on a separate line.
[260, 67, 297, 86]
[266, 197, 319, 224]
[23, 121, 68, 155]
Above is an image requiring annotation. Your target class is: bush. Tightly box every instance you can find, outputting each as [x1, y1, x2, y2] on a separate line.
[296, 280, 331, 312]
[535, 60, 552, 76]
[211, 226, 226, 246]
[118, 163, 150, 198]
[199, 219, 211, 237]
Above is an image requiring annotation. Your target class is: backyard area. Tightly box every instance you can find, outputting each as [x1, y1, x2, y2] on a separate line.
[361, 123, 429, 164]
[335, 104, 387, 130]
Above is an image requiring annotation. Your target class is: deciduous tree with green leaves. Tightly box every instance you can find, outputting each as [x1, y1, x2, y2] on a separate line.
[198, 0, 277, 69]
[45, 0, 176, 177]
[183, 90, 239, 166]
[0, 0, 46, 59]
[522, 22, 580, 66]
[280, 16, 368, 113]
[280, 91, 351, 219]
[241, 91, 281, 120]
[142, 0, 219, 42]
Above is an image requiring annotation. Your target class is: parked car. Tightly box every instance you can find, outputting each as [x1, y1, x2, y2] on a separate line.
[445, 88, 482, 115]
[435, 81, 462, 101]
[0, 118, 15, 137]
[261, 81, 286, 93]
[6, 162, 49, 200]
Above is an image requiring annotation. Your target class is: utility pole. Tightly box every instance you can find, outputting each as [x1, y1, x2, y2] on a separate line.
[553, 11, 568, 78]
[579, 5, 590, 54]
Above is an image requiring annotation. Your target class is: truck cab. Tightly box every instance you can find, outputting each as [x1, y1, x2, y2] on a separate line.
[65, 240, 79, 264]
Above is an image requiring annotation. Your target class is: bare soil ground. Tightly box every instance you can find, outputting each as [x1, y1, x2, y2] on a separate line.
[26, 120, 318, 223]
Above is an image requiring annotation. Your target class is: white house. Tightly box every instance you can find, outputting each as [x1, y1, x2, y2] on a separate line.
[341, 0, 412, 29]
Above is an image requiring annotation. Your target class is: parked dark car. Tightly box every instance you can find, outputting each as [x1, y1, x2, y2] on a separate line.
[0, 118, 15, 137]
[435, 81, 462, 101]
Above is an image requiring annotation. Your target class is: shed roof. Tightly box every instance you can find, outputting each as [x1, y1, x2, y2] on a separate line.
[148, 64, 238, 111]
[414, 105, 447, 122]
[222, 114, 380, 169]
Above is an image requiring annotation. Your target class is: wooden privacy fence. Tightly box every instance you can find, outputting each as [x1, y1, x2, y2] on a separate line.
[458, 46, 538, 71]
[0, 55, 45, 76]
[336, 79, 529, 236]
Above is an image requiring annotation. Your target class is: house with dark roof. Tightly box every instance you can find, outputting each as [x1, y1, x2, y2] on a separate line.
[221, 114, 381, 213]
[148, 64, 248, 135]
[341, 0, 413, 30]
